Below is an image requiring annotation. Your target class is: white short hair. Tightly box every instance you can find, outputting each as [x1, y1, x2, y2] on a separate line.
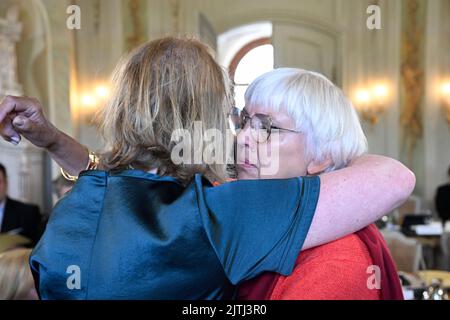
[245, 68, 368, 171]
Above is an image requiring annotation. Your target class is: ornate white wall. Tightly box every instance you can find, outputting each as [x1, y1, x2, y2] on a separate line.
[0, 3, 45, 209]
[0, 6, 22, 96]
[1, 0, 448, 212]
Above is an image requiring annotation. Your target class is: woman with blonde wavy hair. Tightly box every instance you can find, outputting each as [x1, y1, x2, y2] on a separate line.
[0, 37, 414, 299]
[98, 37, 231, 184]
[0, 248, 38, 300]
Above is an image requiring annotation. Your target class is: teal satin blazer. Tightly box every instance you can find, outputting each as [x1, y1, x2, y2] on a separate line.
[30, 169, 320, 299]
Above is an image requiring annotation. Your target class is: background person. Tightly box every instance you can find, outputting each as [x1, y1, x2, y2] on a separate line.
[435, 166, 450, 227]
[0, 163, 42, 245]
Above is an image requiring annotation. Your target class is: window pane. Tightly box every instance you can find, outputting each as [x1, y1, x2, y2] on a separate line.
[234, 44, 274, 85]
[234, 85, 248, 109]
[233, 44, 274, 109]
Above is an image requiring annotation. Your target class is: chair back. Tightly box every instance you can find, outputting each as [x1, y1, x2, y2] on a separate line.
[381, 230, 424, 273]
[395, 195, 422, 225]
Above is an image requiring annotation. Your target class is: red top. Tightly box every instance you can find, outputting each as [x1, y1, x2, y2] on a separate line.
[238, 224, 403, 300]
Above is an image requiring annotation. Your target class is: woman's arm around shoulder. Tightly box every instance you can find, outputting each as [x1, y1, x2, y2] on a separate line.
[303, 154, 415, 249]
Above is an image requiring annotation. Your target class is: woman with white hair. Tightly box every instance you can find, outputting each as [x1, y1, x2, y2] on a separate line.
[234, 68, 403, 299]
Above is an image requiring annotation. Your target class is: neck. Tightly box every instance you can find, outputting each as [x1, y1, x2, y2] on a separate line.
[128, 163, 158, 174]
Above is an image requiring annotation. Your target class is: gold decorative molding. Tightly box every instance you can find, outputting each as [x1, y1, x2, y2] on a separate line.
[400, 0, 426, 166]
[126, 0, 144, 50]
[170, 0, 181, 33]
[93, 0, 100, 34]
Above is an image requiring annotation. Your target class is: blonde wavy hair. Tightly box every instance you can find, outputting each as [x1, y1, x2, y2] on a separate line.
[0, 248, 37, 300]
[98, 37, 233, 184]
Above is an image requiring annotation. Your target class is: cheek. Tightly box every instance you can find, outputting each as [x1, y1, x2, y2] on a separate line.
[277, 136, 309, 175]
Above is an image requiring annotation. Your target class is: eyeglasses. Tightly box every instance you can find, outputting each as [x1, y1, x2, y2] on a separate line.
[228, 107, 301, 143]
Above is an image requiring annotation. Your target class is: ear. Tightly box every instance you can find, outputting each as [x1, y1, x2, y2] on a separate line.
[306, 159, 333, 175]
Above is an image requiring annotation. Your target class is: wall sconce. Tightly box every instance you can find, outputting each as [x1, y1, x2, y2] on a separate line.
[75, 84, 109, 124]
[440, 82, 450, 127]
[353, 83, 390, 125]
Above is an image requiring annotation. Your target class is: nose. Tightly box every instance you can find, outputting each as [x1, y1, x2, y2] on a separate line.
[236, 122, 253, 149]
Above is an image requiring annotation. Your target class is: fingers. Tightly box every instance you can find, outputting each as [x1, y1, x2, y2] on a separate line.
[0, 114, 32, 146]
[12, 115, 33, 133]
[0, 115, 21, 145]
[0, 95, 17, 123]
[0, 96, 18, 144]
[0, 95, 42, 146]
[0, 95, 42, 122]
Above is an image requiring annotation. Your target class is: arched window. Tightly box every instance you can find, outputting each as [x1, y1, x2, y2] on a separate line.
[229, 38, 274, 108]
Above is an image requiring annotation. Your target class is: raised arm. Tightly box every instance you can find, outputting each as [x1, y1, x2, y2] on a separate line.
[0, 96, 89, 176]
[302, 154, 415, 249]
[1, 96, 416, 253]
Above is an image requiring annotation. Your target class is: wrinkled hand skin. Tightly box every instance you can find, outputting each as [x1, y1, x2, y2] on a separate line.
[0, 95, 58, 149]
